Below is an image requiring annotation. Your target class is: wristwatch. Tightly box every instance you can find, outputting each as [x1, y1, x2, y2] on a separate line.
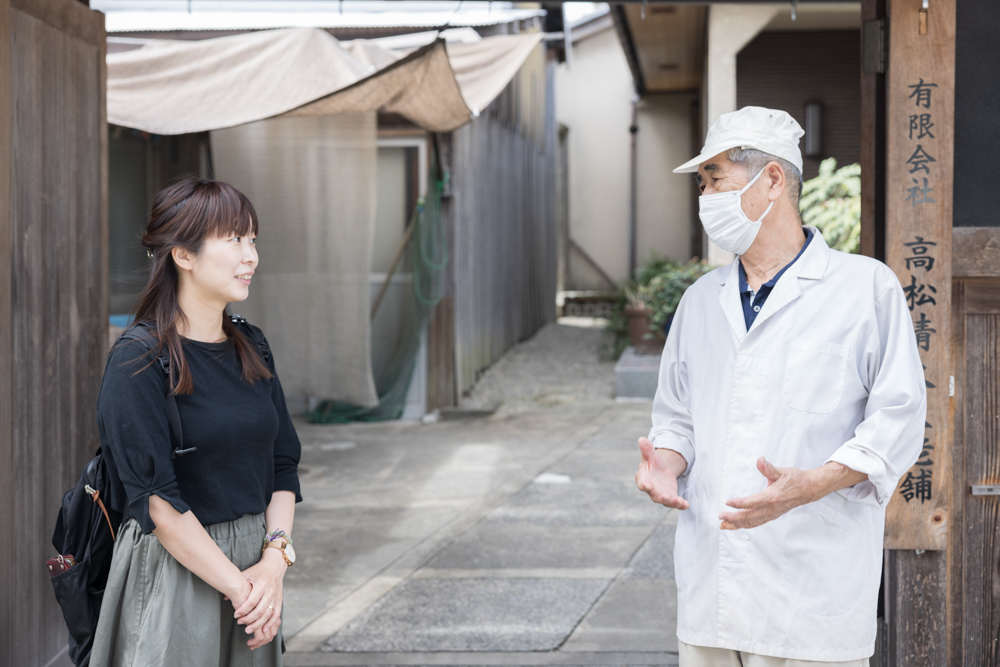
[262, 538, 296, 567]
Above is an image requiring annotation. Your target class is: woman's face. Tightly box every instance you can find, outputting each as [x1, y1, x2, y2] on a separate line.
[184, 232, 258, 306]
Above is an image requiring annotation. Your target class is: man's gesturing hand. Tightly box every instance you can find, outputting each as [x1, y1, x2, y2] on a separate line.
[635, 437, 690, 510]
[719, 457, 810, 530]
[719, 457, 868, 530]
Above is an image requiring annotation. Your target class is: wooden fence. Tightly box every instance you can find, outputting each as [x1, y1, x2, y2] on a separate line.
[0, 1, 108, 665]
[446, 53, 558, 398]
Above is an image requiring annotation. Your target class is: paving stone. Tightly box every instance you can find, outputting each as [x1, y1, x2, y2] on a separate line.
[620, 525, 676, 580]
[461, 323, 616, 413]
[323, 579, 611, 652]
[547, 449, 641, 482]
[424, 524, 653, 571]
[578, 412, 653, 453]
[563, 579, 678, 653]
[484, 479, 666, 527]
[282, 583, 356, 638]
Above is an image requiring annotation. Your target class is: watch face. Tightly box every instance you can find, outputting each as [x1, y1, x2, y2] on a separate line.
[284, 543, 296, 564]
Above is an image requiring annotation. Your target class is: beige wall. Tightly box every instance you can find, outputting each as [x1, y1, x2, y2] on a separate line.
[704, 4, 783, 132]
[556, 27, 699, 287]
[636, 94, 699, 265]
[556, 27, 633, 288]
[703, 3, 783, 266]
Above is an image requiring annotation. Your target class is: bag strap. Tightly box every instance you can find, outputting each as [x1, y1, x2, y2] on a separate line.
[229, 314, 271, 366]
[113, 323, 190, 457]
[84, 484, 117, 542]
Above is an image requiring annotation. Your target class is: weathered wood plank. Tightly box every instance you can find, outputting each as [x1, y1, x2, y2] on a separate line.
[448, 63, 557, 398]
[0, 0, 14, 663]
[3, 4, 105, 663]
[883, 0, 955, 551]
[886, 549, 948, 666]
[11, 0, 103, 45]
[12, 11, 46, 657]
[962, 279, 1000, 314]
[946, 279, 966, 667]
[452, 90, 555, 393]
[952, 227, 1000, 278]
[426, 295, 455, 411]
[426, 133, 456, 411]
[961, 305, 1000, 665]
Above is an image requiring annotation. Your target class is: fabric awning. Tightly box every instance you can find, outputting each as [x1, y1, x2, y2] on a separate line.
[106, 27, 543, 135]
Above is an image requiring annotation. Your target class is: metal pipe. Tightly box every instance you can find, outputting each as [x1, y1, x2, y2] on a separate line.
[628, 96, 639, 278]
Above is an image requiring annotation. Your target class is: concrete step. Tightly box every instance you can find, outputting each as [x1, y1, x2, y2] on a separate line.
[614, 347, 661, 400]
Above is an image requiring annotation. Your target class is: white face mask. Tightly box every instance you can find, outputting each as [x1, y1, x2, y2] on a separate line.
[698, 168, 773, 256]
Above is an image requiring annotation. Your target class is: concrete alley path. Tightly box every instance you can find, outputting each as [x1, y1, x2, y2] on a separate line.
[283, 322, 679, 667]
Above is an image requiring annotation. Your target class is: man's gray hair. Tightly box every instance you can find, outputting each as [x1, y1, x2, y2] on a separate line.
[727, 147, 802, 210]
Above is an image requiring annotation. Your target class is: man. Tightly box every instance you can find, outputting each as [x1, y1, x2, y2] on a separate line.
[635, 107, 925, 667]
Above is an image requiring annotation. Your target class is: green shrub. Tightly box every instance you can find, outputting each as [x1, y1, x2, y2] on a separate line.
[605, 256, 711, 359]
[800, 158, 861, 254]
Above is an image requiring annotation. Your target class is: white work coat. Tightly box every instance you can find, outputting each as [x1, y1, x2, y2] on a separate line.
[649, 228, 925, 662]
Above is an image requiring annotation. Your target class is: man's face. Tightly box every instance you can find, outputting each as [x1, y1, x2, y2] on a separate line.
[695, 152, 747, 196]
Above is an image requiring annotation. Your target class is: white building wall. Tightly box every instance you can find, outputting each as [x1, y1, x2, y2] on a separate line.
[557, 26, 699, 286]
[703, 3, 783, 266]
[635, 93, 699, 265]
[555, 27, 634, 287]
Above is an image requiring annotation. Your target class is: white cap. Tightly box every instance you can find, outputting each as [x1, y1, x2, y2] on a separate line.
[673, 106, 805, 174]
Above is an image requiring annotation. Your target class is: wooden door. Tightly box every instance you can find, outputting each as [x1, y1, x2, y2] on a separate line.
[949, 278, 1000, 666]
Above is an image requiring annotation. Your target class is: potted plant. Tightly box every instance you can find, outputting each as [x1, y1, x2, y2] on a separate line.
[623, 284, 662, 354]
[644, 259, 711, 338]
[608, 257, 711, 358]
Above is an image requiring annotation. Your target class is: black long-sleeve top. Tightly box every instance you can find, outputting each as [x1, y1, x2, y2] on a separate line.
[97, 324, 302, 534]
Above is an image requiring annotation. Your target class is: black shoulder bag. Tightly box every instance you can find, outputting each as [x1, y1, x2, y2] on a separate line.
[49, 322, 183, 666]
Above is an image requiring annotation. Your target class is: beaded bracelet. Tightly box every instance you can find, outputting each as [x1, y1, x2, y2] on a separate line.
[264, 530, 292, 546]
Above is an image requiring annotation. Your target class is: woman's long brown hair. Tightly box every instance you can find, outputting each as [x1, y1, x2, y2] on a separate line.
[130, 177, 272, 394]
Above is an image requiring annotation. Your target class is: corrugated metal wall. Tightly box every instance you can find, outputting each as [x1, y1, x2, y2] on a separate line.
[447, 47, 558, 398]
[0, 1, 108, 665]
[737, 30, 861, 180]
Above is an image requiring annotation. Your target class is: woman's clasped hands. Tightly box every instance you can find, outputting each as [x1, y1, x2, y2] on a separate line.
[228, 550, 288, 650]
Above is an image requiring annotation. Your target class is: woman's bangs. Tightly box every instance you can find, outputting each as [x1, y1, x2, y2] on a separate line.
[203, 184, 258, 239]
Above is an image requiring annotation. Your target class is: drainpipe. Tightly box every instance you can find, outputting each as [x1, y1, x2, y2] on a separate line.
[628, 95, 639, 279]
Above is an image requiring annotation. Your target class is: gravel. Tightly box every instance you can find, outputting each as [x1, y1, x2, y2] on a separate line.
[460, 319, 616, 413]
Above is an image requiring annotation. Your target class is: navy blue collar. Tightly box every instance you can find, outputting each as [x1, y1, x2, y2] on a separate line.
[739, 227, 814, 296]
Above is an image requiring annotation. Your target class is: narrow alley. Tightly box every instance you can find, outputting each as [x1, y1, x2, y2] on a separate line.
[282, 321, 679, 667]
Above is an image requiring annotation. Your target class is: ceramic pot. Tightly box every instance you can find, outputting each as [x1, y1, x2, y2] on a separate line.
[624, 306, 664, 354]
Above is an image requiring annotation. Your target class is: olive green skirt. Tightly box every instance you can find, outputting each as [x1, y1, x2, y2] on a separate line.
[91, 512, 283, 667]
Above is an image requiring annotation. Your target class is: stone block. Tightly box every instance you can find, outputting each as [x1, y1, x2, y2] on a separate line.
[615, 347, 661, 400]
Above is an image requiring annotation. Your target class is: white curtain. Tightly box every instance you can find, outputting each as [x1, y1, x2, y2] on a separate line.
[211, 112, 380, 409]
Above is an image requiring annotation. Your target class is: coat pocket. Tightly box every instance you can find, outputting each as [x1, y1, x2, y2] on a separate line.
[797, 500, 870, 618]
[782, 338, 850, 414]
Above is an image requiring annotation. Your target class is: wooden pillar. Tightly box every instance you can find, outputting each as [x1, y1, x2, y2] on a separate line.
[0, 1, 13, 664]
[884, 0, 954, 553]
[426, 132, 457, 410]
[881, 0, 955, 665]
[859, 0, 886, 260]
[0, 1, 107, 664]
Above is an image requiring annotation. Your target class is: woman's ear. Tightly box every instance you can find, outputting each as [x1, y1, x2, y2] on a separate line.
[172, 246, 195, 272]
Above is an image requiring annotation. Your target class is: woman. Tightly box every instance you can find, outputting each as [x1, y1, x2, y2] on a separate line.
[91, 177, 302, 666]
